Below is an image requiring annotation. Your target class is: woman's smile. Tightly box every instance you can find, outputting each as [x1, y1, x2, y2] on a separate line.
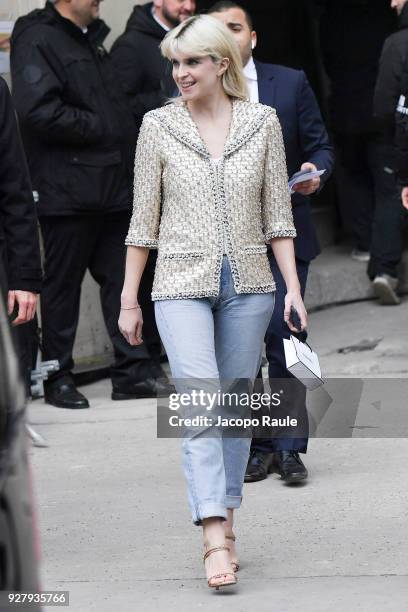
[179, 79, 197, 92]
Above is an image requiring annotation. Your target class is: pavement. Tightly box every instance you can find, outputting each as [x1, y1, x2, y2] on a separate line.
[27, 296, 408, 612]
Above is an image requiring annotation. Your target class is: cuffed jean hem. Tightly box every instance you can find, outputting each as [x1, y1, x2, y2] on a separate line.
[192, 502, 228, 526]
[225, 494, 243, 509]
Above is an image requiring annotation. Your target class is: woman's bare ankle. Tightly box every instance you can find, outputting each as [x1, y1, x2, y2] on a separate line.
[224, 509, 234, 535]
[202, 517, 234, 581]
[202, 517, 226, 547]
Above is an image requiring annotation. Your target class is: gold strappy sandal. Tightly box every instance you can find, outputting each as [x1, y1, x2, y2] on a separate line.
[225, 534, 240, 572]
[203, 545, 237, 590]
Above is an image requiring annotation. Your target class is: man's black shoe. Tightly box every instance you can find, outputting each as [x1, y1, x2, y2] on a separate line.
[271, 451, 308, 483]
[44, 378, 90, 409]
[111, 377, 175, 400]
[244, 449, 274, 482]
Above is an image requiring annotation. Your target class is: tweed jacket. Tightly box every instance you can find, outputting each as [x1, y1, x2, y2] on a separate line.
[125, 98, 296, 300]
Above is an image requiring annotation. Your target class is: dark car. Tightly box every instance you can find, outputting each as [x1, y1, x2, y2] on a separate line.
[0, 269, 41, 610]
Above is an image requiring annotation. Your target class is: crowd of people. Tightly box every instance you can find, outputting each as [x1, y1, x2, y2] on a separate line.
[0, 0, 407, 592]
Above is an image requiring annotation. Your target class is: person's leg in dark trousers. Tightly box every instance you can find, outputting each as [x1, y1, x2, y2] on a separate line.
[367, 142, 406, 304]
[246, 254, 309, 483]
[40, 216, 95, 381]
[137, 249, 164, 376]
[334, 132, 376, 254]
[0, 248, 38, 398]
[88, 212, 168, 398]
[40, 215, 98, 407]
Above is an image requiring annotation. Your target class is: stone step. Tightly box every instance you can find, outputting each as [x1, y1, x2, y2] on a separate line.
[306, 245, 408, 311]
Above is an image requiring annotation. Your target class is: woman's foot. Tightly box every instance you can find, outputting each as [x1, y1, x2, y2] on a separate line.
[224, 531, 239, 572]
[203, 545, 236, 589]
[202, 518, 236, 589]
[224, 509, 240, 572]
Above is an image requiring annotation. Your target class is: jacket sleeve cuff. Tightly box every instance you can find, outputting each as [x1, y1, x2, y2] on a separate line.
[124, 237, 159, 248]
[8, 279, 42, 293]
[265, 228, 297, 240]
[8, 267, 42, 293]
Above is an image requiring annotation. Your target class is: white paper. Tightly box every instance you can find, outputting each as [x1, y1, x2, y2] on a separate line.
[288, 169, 326, 194]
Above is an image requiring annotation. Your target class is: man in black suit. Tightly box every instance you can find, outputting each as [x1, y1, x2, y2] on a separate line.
[0, 76, 42, 391]
[210, 1, 334, 483]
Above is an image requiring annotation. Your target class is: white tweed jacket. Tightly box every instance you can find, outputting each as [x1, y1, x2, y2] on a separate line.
[125, 98, 296, 300]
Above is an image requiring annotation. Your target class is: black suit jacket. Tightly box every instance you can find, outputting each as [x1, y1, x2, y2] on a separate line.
[256, 60, 334, 262]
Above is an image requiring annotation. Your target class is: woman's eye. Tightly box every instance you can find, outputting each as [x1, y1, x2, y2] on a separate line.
[187, 59, 199, 65]
[172, 60, 179, 67]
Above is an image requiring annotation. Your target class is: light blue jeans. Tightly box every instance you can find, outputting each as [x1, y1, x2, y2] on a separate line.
[154, 256, 275, 525]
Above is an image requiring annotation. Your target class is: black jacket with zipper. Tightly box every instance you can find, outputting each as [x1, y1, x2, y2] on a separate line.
[374, 2, 408, 180]
[10, 1, 136, 217]
[110, 2, 174, 127]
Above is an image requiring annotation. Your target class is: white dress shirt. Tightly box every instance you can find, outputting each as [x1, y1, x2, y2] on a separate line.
[243, 56, 259, 103]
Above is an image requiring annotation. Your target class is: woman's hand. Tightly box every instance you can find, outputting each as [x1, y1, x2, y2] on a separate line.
[118, 305, 144, 345]
[284, 290, 308, 333]
[402, 186, 408, 210]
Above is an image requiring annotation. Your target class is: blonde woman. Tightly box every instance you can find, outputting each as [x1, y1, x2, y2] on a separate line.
[119, 15, 307, 591]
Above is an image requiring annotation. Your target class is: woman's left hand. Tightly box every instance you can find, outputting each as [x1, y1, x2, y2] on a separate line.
[284, 290, 308, 333]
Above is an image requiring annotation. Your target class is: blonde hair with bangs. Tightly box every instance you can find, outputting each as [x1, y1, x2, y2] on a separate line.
[160, 15, 248, 101]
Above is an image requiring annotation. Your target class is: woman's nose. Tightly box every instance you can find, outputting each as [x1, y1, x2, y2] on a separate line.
[177, 64, 189, 79]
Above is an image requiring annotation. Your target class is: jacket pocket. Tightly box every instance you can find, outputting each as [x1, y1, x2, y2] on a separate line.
[70, 151, 122, 167]
[67, 150, 122, 211]
[160, 250, 205, 260]
[242, 245, 268, 254]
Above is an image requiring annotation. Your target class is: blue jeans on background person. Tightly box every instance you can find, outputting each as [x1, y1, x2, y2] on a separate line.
[154, 256, 275, 525]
